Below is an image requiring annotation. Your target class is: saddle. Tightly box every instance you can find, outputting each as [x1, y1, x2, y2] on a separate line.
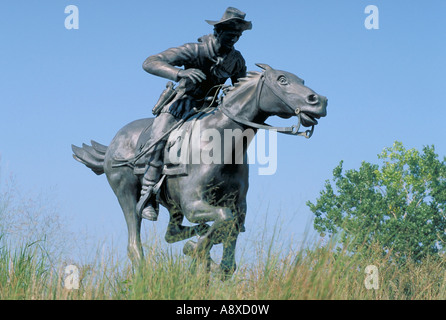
[133, 109, 215, 176]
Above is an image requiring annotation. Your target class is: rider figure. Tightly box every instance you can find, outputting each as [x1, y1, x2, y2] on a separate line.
[137, 7, 252, 221]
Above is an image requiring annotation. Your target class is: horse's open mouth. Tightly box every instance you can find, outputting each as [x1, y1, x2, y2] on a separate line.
[300, 112, 319, 126]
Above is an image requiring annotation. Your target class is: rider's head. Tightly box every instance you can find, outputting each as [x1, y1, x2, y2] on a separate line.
[213, 26, 243, 51]
[206, 7, 252, 51]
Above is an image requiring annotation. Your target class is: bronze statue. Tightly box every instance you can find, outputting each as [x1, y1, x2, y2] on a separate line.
[137, 7, 252, 221]
[72, 8, 328, 278]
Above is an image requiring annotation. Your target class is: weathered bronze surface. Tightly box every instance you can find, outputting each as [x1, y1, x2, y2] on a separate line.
[72, 8, 327, 278]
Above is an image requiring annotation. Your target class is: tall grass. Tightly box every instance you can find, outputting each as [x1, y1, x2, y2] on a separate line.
[1, 233, 446, 300]
[2, 166, 446, 300]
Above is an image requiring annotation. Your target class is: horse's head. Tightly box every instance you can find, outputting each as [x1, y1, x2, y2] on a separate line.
[256, 63, 327, 131]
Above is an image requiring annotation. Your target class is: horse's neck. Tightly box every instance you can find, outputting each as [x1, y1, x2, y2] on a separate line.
[219, 76, 268, 125]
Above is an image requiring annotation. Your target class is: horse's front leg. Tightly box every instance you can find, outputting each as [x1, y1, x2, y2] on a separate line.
[220, 236, 238, 280]
[218, 202, 245, 278]
[164, 210, 210, 243]
[181, 200, 235, 259]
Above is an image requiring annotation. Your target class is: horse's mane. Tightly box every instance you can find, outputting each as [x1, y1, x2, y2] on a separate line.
[223, 71, 261, 100]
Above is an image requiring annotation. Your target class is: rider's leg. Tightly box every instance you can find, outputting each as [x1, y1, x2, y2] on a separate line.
[139, 158, 163, 221]
[137, 112, 177, 220]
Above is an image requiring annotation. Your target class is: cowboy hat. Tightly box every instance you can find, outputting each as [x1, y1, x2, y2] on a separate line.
[205, 7, 252, 31]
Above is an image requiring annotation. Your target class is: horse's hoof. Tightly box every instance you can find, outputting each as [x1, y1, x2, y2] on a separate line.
[183, 240, 197, 256]
[219, 262, 236, 281]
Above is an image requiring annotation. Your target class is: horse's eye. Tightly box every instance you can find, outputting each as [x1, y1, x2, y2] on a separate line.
[278, 75, 288, 85]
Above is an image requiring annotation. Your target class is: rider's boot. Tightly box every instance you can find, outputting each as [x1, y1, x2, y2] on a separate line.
[138, 162, 163, 221]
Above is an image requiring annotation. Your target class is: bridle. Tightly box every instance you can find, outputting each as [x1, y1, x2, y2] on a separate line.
[220, 73, 315, 139]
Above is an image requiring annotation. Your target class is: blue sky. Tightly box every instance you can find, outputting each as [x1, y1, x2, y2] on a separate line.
[1, 1, 445, 264]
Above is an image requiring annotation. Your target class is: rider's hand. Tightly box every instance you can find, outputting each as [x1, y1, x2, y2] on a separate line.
[177, 68, 206, 84]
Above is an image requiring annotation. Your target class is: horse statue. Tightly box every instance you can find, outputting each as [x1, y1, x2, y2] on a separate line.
[72, 64, 327, 277]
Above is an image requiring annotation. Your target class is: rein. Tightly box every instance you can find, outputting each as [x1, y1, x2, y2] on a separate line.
[220, 73, 314, 139]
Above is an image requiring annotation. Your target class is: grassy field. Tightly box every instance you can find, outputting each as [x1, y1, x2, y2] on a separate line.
[1, 235, 446, 300]
[1, 174, 445, 301]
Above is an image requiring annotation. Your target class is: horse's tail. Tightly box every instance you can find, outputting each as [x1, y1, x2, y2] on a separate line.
[71, 140, 108, 175]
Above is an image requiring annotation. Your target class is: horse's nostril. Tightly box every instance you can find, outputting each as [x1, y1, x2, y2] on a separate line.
[307, 94, 318, 104]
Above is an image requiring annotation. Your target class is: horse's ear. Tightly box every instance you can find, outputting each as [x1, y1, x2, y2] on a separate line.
[255, 63, 273, 71]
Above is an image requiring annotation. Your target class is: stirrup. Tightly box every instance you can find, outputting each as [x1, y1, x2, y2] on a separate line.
[141, 204, 158, 221]
[136, 175, 166, 219]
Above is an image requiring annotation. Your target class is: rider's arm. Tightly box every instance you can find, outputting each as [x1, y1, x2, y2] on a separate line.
[143, 43, 199, 82]
[143, 57, 181, 82]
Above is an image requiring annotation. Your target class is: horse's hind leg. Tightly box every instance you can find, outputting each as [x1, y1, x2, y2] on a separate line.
[106, 169, 143, 266]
